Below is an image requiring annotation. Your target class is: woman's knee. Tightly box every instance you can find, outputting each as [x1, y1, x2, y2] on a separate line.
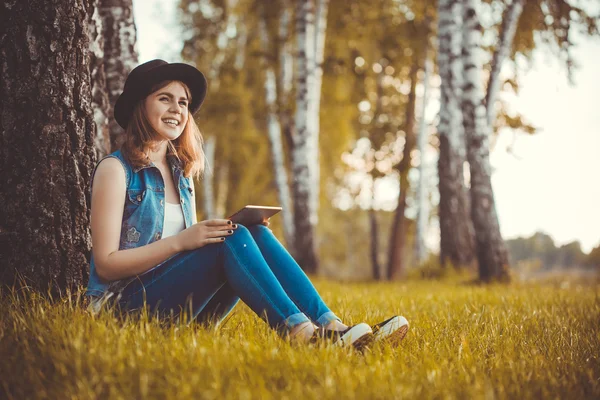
[248, 224, 270, 236]
[229, 223, 252, 240]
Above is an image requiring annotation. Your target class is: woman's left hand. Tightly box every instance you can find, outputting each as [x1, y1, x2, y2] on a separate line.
[261, 218, 270, 227]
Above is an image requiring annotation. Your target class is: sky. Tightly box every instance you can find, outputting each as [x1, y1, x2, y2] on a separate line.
[133, 0, 600, 253]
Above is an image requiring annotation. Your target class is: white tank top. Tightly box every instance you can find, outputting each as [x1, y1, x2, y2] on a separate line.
[162, 202, 186, 238]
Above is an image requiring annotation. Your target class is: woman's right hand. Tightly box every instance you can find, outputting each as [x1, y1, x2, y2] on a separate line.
[175, 219, 235, 251]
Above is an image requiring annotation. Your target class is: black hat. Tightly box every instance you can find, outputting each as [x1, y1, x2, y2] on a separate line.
[114, 59, 208, 129]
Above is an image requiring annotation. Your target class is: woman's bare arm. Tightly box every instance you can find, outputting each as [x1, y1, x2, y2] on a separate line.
[90, 158, 183, 281]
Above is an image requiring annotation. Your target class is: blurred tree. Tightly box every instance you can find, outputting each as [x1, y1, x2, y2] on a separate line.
[259, 6, 295, 250]
[180, 0, 276, 226]
[387, 62, 418, 280]
[506, 232, 589, 269]
[291, 0, 320, 273]
[437, 0, 475, 270]
[585, 245, 600, 270]
[462, 0, 511, 282]
[0, 0, 96, 293]
[414, 51, 433, 266]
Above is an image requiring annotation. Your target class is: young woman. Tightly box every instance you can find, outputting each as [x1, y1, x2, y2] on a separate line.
[86, 59, 409, 348]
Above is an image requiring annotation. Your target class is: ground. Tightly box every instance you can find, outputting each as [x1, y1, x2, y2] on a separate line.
[1, 276, 598, 399]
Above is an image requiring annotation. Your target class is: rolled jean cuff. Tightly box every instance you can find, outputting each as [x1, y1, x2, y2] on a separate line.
[283, 312, 311, 330]
[315, 311, 342, 327]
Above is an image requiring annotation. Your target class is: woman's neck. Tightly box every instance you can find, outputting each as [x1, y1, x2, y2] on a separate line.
[147, 140, 168, 165]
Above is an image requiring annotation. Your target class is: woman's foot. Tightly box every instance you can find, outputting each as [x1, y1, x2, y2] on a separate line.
[372, 316, 409, 346]
[289, 321, 317, 343]
[312, 323, 374, 350]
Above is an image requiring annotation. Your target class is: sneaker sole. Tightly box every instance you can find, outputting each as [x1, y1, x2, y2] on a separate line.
[374, 316, 409, 347]
[334, 323, 374, 349]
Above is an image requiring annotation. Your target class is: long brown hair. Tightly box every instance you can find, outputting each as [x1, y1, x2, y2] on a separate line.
[120, 80, 205, 179]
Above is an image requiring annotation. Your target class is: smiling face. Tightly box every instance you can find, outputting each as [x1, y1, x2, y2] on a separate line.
[143, 81, 190, 142]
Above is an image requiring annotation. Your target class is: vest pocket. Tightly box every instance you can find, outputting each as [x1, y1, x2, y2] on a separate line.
[127, 189, 145, 205]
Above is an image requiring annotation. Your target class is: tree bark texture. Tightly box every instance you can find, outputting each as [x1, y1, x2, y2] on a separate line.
[98, 0, 138, 152]
[0, 0, 96, 293]
[89, 0, 111, 159]
[259, 18, 295, 252]
[415, 54, 433, 265]
[307, 0, 329, 227]
[292, 0, 319, 273]
[387, 64, 418, 280]
[462, 0, 511, 282]
[436, 0, 475, 268]
[486, 0, 525, 128]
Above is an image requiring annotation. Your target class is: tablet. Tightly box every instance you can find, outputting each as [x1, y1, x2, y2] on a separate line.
[227, 205, 282, 226]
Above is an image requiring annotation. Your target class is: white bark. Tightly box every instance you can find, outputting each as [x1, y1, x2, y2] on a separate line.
[415, 55, 433, 265]
[259, 18, 295, 249]
[307, 0, 329, 224]
[291, 0, 319, 272]
[436, 0, 474, 267]
[438, 0, 465, 154]
[203, 135, 216, 219]
[300, 0, 318, 226]
[486, 0, 525, 128]
[462, 0, 510, 281]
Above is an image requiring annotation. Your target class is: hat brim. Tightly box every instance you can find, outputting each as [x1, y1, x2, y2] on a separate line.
[114, 63, 208, 129]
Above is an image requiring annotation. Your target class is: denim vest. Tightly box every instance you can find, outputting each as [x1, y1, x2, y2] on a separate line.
[85, 149, 195, 299]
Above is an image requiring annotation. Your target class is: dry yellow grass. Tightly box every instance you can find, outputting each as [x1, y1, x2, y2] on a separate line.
[1, 278, 598, 399]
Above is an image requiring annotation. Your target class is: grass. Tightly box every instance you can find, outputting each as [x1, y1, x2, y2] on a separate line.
[1, 277, 599, 399]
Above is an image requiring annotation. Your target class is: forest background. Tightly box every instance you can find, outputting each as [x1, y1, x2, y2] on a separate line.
[1, 0, 600, 291]
[141, 0, 600, 281]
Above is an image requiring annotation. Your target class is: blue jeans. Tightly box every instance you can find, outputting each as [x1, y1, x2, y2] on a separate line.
[117, 224, 340, 333]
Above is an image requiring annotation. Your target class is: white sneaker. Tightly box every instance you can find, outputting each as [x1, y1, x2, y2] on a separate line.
[333, 323, 374, 349]
[311, 322, 374, 349]
[372, 316, 409, 346]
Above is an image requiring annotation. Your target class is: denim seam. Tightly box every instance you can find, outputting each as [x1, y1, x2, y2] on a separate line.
[223, 239, 294, 328]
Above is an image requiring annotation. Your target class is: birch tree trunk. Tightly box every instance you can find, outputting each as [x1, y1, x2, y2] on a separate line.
[387, 63, 418, 280]
[89, 0, 111, 159]
[0, 0, 96, 294]
[486, 0, 525, 128]
[436, 0, 475, 268]
[98, 0, 138, 151]
[259, 19, 295, 251]
[462, 0, 510, 282]
[292, 0, 319, 273]
[415, 55, 433, 265]
[307, 0, 329, 227]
